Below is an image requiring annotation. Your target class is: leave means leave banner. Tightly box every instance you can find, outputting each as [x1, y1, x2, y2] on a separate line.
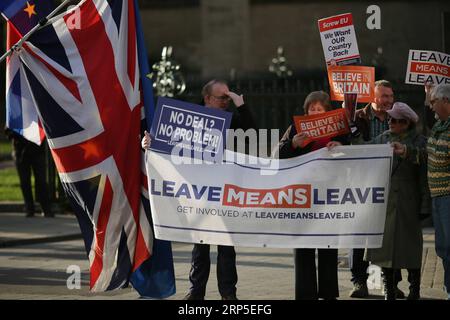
[145, 145, 392, 249]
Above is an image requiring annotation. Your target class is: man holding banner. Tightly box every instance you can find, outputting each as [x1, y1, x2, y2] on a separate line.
[142, 79, 256, 300]
[186, 79, 256, 300]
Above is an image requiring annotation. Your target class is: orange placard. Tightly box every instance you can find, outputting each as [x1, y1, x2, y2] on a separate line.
[293, 109, 350, 147]
[327, 65, 375, 103]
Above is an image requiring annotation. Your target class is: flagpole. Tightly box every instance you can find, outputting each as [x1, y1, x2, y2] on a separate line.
[0, 0, 74, 64]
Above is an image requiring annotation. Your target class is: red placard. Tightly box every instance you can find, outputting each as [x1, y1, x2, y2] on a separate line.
[293, 109, 350, 147]
[318, 13, 354, 32]
[327, 65, 375, 103]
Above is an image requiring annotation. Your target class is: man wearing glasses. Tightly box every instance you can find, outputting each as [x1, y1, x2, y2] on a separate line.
[427, 84, 450, 300]
[201, 79, 255, 131]
[184, 79, 256, 300]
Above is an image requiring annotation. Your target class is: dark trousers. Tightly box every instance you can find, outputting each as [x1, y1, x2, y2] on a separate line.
[349, 248, 370, 284]
[350, 249, 402, 285]
[432, 195, 450, 293]
[382, 268, 420, 290]
[14, 142, 51, 214]
[294, 248, 339, 300]
[188, 243, 237, 297]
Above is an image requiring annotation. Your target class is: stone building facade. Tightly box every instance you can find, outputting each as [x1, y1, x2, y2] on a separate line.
[138, 0, 450, 80]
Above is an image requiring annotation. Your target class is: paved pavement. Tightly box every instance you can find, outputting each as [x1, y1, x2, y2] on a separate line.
[0, 212, 447, 300]
[0, 212, 81, 248]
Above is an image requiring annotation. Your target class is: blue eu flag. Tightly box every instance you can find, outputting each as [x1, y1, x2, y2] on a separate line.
[0, 0, 55, 35]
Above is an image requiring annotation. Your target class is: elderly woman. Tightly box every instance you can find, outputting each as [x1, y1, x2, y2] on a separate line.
[277, 91, 349, 300]
[331, 102, 431, 299]
[363, 102, 430, 300]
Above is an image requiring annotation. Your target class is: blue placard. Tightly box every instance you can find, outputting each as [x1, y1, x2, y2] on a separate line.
[149, 97, 232, 161]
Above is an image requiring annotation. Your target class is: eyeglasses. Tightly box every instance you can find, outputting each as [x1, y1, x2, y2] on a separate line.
[211, 95, 231, 102]
[388, 117, 407, 124]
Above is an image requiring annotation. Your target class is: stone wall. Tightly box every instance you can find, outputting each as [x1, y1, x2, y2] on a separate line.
[139, 0, 450, 80]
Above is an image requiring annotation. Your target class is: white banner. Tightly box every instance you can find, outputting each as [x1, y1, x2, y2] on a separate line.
[146, 145, 392, 248]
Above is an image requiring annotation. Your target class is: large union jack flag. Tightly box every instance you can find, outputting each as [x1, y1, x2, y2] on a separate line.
[12, 0, 175, 296]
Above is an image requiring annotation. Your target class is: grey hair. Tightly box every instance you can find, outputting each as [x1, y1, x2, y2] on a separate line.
[374, 79, 393, 89]
[201, 79, 228, 97]
[431, 84, 450, 100]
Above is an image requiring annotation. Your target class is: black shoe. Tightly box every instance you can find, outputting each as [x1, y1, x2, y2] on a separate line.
[221, 294, 238, 300]
[42, 205, 55, 218]
[349, 282, 369, 298]
[395, 287, 405, 299]
[406, 269, 421, 300]
[382, 268, 397, 300]
[384, 284, 396, 300]
[384, 286, 405, 299]
[407, 289, 420, 300]
[44, 211, 55, 218]
[183, 293, 204, 300]
[25, 212, 35, 218]
[385, 290, 396, 300]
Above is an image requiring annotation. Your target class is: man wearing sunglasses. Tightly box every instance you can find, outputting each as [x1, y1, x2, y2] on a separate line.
[184, 79, 256, 300]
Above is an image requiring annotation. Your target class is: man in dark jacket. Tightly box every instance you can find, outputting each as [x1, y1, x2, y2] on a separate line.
[5, 128, 53, 218]
[184, 79, 256, 300]
[354, 80, 393, 142]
